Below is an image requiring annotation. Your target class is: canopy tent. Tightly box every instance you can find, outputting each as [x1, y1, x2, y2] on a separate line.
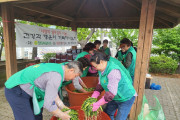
[0, 0, 180, 119]
[0, 0, 180, 28]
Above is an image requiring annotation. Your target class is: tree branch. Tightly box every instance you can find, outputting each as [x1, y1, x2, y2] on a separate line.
[78, 28, 95, 48]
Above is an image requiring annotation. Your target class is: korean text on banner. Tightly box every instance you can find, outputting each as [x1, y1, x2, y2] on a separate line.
[15, 23, 77, 47]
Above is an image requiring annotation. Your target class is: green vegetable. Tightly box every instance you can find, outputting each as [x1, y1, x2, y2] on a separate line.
[81, 97, 103, 120]
[84, 87, 95, 92]
[58, 108, 78, 120]
[73, 87, 95, 93]
[73, 89, 81, 93]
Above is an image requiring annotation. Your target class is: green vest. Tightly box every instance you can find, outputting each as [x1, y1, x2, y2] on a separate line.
[99, 61, 135, 102]
[75, 51, 89, 60]
[5, 63, 64, 115]
[123, 46, 136, 77]
[100, 47, 110, 55]
[109, 57, 133, 83]
[117, 50, 125, 61]
[75, 51, 89, 77]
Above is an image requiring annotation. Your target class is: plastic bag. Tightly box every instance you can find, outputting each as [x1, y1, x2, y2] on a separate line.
[138, 95, 166, 120]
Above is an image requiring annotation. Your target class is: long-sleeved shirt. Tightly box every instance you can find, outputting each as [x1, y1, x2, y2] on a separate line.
[20, 67, 64, 112]
[122, 52, 132, 68]
[72, 76, 83, 90]
[95, 69, 121, 102]
[95, 69, 137, 102]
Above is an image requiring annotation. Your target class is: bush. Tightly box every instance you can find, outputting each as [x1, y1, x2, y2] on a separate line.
[43, 53, 56, 62]
[149, 55, 178, 74]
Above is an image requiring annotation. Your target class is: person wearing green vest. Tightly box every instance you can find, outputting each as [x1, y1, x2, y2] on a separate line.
[94, 40, 101, 51]
[100, 39, 111, 56]
[75, 42, 95, 77]
[119, 38, 137, 82]
[5, 61, 83, 120]
[110, 56, 133, 83]
[60, 57, 91, 96]
[90, 52, 136, 120]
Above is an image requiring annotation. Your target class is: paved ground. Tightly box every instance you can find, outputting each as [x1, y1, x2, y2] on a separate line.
[0, 76, 179, 120]
[145, 76, 180, 120]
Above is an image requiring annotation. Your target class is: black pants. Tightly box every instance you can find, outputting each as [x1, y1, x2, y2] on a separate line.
[5, 86, 43, 120]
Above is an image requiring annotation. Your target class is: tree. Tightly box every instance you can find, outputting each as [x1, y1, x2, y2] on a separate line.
[0, 17, 3, 61]
[152, 25, 180, 62]
[77, 28, 96, 48]
[108, 29, 139, 49]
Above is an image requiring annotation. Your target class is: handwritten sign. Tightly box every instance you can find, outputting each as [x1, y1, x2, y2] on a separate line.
[15, 23, 77, 47]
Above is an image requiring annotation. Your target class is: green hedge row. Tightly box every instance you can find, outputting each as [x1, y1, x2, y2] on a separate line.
[149, 55, 178, 74]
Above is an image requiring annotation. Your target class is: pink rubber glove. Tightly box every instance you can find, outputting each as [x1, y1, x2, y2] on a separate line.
[92, 96, 108, 111]
[91, 91, 100, 98]
[88, 66, 97, 73]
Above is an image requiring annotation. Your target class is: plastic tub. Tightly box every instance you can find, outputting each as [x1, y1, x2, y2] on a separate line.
[50, 106, 111, 120]
[65, 77, 99, 106]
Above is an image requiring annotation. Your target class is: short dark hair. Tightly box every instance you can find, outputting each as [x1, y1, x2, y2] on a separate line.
[94, 40, 101, 45]
[77, 57, 91, 68]
[83, 42, 96, 52]
[90, 51, 110, 64]
[120, 38, 132, 46]
[103, 39, 108, 44]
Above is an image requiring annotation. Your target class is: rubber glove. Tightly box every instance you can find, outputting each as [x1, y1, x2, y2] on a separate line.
[56, 100, 68, 110]
[89, 66, 97, 73]
[92, 96, 107, 111]
[91, 91, 100, 98]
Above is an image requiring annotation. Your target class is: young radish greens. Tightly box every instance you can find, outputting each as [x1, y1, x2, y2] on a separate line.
[58, 108, 78, 120]
[73, 87, 95, 93]
[81, 97, 103, 120]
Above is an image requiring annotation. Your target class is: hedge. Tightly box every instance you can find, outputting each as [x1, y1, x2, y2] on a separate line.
[149, 55, 178, 74]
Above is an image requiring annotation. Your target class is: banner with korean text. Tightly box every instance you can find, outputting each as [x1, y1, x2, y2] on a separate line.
[15, 23, 77, 47]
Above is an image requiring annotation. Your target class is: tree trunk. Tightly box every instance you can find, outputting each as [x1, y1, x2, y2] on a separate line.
[32, 47, 37, 59]
[176, 63, 180, 74]
[0, 38, 4, 61]
[78, 28, 95, 48]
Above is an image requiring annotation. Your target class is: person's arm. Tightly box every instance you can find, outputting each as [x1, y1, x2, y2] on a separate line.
[72, 77, 87, 93]
[91, 77, 104, 98]
[78, 77, 87, 88]
[123, 52, 132, 68]
[55, 95, 69, 109]
[94, 77, 104, 93]
[105, 69, 121, 102]
[43, 72, 70, 119]
[92, 69, 121, 111]
[51, 109, 70, 120]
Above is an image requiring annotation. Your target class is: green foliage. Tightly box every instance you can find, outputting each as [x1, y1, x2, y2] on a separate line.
[43, 53, 56, 62]
[84, 87, 95, 92]
[152, 25, 180, 62]
[109, 29, 139, 48]
[77, 28, 91, 41]
[89, 29, 100, 42]
[56, 26, 72, 30]
[73, 87, 95, 93]
[58, 108, 78, 120]
[17, 20, 51, 27]
[149, 55, 178, 74]
[81, 97, 103, 119]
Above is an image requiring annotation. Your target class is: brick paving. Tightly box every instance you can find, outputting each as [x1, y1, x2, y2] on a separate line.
[0, 76, 179, 120]
[145, 76, 180, 120]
